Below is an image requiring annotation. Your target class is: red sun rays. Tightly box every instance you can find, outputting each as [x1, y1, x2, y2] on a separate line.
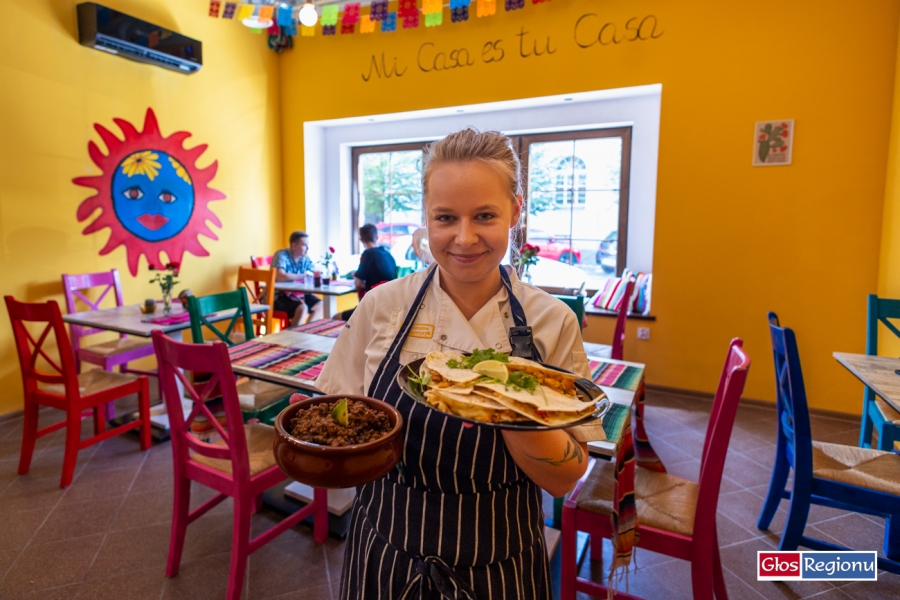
[73, 108, 225, 276]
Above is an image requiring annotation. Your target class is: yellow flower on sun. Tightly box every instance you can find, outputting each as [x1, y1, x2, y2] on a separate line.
[169, 156, 192, 184]
[121, 151, 161, 181]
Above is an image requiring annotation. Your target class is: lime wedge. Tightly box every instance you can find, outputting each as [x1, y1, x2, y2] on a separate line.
[472, 360, 509, 383]
[331, 398, 348, 427]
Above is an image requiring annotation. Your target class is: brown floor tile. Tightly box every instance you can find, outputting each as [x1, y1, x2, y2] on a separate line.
[723, 450, 777, 489]
[130, 459, 174, 493]
[110, 487, 173, 531]
[323, 537, 346, 585]
[179, 511, 239, 564]
[17, 583, 82, 599]
[0, 474, 68, 511]
[0, 506, 53, 550]
[262, 584, 333, 600]
[161, 551, 245, 600]
[85, 522, 171, 581]
[248, 535, 330, 599]
[839, 571, 900, 598]
[31, 496, 122, 545]
[0, 534, 104, 596]
[721, 567, 769, 600]
[59, 467, 138, 505]
[76, 566, 166, 600]
[807, 513, 889, 555]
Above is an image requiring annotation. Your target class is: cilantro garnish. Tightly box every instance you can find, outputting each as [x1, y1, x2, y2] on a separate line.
[507, 371, 538, 392]
[446, 348, 510, 369]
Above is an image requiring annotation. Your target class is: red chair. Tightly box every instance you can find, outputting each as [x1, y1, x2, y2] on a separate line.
[251, 255, 290, 329]
[611, 278, 635, 360]
[151, 330, 327, 600]
[561, 338, 750, 600]
[5, 296, 151, 487]
[62, 269, 157, 419]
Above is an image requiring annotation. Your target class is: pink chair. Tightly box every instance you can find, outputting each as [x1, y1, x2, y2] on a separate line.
[251, 255, 290, 329]
[611, 278, 635, 360]
[151, 331, 327, 600]
[62, 270, 157, 419]
[561, 338, 750, 600]
[6, 296, 151, 487]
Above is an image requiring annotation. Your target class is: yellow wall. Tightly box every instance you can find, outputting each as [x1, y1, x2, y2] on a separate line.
[0, 0, 283, 415]
[879, 9, 900, 359]
[281, 0, 900, 412]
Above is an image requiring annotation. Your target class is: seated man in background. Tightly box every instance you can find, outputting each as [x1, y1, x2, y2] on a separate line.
[272, 231, 323, 325]
[354, 223, 397, 296]
[339, 224, 397, 321]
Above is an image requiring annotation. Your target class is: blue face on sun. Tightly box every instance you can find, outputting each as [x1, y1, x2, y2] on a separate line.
[111, 151, 195, 242]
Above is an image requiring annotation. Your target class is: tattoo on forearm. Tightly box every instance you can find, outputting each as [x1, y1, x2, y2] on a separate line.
[525, 435, 583, 467]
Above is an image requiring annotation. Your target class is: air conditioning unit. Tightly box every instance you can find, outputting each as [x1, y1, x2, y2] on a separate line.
[77, 2, 202, 74]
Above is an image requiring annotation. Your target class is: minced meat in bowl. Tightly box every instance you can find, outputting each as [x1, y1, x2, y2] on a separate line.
[289, 399, 393, 447]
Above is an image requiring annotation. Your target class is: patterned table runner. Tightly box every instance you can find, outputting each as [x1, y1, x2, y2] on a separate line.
[142, 312, 191, 325]
[590, 360, 642, 391]
[289, 319, 346, 338]
[229, 341, 329, 380]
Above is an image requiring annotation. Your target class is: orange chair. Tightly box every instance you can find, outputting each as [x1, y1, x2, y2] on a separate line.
[5, 296, 152, 487]
[237, 266, 276, 337]
[250, 255, 290, 329]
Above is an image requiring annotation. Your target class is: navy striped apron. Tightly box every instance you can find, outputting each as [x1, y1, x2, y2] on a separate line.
[339, 266, 551, 600]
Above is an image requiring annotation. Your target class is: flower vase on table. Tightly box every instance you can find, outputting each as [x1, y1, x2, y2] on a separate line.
[150, 262, 180, 314]
[321, 246, 336, 286]
[515, 243, 540, 285]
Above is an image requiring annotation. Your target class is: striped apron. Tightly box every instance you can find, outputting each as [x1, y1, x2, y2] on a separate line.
[339, 266, 551, 600]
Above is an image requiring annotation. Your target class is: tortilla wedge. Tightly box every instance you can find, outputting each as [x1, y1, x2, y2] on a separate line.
[423, 351, 482, 384]
[474, 382, 597, 426]
[424, 389, 529, 423]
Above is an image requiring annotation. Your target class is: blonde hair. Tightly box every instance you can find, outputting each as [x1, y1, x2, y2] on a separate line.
[421, 129, 524, 265]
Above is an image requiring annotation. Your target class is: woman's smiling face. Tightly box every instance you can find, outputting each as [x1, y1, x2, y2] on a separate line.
[425, 160, 521, 286]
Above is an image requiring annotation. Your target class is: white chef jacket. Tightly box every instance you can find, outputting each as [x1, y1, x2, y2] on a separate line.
[316, 265, 590, 397]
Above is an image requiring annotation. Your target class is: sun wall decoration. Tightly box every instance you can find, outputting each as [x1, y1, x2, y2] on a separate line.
[73, 108, 225, 275]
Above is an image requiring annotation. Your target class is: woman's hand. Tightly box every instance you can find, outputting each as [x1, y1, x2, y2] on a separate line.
[501, 428, 589, 498]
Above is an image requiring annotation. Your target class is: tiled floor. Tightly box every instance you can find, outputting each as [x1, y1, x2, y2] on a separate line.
[0, 389, 897, 599]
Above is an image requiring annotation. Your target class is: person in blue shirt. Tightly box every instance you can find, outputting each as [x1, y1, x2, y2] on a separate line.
[353, 223, 397, 295]
[272, 231, 323, 325]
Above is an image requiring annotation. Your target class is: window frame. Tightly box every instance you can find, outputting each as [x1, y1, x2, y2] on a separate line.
[350, 141, 429, 254]
[518, 127, 632, 277]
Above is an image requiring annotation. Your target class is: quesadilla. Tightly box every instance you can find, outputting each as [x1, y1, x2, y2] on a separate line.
[413, 348, 604, 426]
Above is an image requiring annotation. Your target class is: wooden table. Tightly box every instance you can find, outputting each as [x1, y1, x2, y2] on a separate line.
[834, 352, 900, 413]
[274, 280, 357, 319]
[62, 303, 269, 432]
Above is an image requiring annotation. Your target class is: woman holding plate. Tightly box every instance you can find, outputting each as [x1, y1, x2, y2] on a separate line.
[317, 129, 591, 600]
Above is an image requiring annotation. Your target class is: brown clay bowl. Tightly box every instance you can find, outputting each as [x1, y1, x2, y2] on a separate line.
[273, 395, 404, 489]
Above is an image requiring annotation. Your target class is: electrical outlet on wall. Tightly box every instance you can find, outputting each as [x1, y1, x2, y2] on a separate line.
[637, 327, 651, 340]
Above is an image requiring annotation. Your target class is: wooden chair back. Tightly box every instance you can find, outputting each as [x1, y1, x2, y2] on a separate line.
[5, 296, 77, 398]
[61, 269, 126, 350]
[237, 267, 276, 336]
[611, 278, 635, 360]
[187, 288, 255, 346]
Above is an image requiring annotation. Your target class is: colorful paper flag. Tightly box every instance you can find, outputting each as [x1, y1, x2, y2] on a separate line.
[222, 2, 237, 19]
[398, 0, 417, 17]
[322, 24, 336, 36]
[477, 0, 496, 17]
[250, 28, 263, 34]
[505, 0, 524, 10]
[360, 16, 376, 33]
[208, 0, 221, 17]
[301, 24, 316, 36]
[370, 0, 388, 21]
[450, 0, 471, 7]
[258, 5, 274, 20]
[267, 22, 280, 35]
[382, 12, 397, 32]
[403, 12, 419, 28]
[287, 23, 298, 36]
[343, 3, 361, 24]
[425, 12, 442, 26]
[451, 6, 468, 21]
[322, 5, 339, 26]
[423, 0, 442, 14]
[277, 5, 293, 26]
[341, 22, 355, 34]
[237, 3, 255, 20]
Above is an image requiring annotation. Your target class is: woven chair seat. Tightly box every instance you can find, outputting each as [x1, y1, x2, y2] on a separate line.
[236, 380, 294, 411]
[79, 337, 153, 357]
[576, 460, 699, 537]
[874, 398, 900, 425]
[191, 423, 277, 477]
[41, 370, 139, 397]
[812, 441, 900, 496]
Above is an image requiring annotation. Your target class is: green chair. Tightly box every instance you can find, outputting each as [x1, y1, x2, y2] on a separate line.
[186, 288, 294, 423]
[554, 294, 586, 331]
[396, 266, 414, 279]
[187, 288, 255, 346]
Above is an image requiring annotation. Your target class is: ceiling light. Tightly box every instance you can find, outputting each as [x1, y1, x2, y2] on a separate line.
[299, 1, 318, 27]
[243, 15, 274, 29]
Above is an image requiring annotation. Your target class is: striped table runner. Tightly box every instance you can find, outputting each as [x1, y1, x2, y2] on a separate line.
[589, 360, 642, 391]
[229, 341, 329, 380]
[289, 319, 346, 338]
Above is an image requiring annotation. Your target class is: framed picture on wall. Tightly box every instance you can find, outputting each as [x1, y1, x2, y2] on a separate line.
[753, 120, 793, 166]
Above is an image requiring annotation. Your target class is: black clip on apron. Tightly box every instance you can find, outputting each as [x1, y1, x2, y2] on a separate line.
[339, 265, 551, 600]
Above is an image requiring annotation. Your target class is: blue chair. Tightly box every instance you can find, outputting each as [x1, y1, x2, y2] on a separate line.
[757, 313, 900, 573]
[860, 294, 900, 450]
